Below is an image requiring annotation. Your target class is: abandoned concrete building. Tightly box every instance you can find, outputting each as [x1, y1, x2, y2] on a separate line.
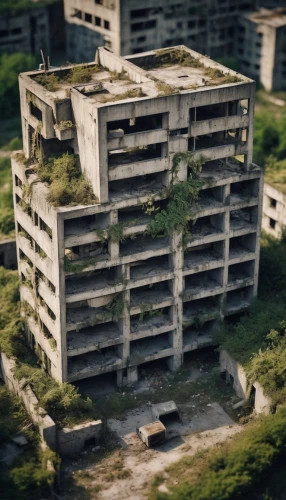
[0, 0, 64, 57]
[64, 0, 259, 62]
[12, 45, 263, 387]
[237, 7, 286, 91]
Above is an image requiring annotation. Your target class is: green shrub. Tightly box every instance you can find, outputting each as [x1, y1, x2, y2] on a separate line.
[2, 137, 23, 151]
[0, 207, 15, 234]
[150, 408, 286, 500]
[38, 152, 97, 206]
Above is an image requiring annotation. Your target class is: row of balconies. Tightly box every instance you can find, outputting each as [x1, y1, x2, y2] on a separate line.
[66, 283, 254, 381]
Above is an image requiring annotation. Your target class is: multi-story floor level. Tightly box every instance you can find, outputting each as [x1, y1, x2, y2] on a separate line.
[262, 182, 286, 238]
[64, 0, 258, 62]
[237, 7, 286, 91]
[0, 0, 64, 57]
[12, 46, 263, 387]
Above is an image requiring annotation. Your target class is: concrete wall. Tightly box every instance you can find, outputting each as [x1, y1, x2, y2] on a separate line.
[58, 420, 102, 457]
[0, 239, 17, 269]
[219, 349, 272, 414]
[262, 182, 286, 238]
[0, 352, 57, 451]
[0, 352, 103, 456]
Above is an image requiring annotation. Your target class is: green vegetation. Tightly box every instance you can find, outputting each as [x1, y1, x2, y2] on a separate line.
[0, 0, 58, 15]
[156, 81, 179, 96]
[56, 120, 76, 131]
[0, 267, 97, 426]
[218, 232, 286, 405]
[0, 385, 59, 499]
[34, 64, 99, 91]
[146, 153, 205, 241]
[37, 152, 98, 206]
[154, 48, 204, 68]
[98, 87, 146, 103]
[149, 408, 286, 500]
[0, 53, 36, 119]
[264, 155, 286, 194]
[2, 136, 23, 151]
[253, 92, 286, 168]
[0, 158, 14, 238]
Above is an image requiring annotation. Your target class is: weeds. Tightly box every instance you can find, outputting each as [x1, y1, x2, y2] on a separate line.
[56, 120, 76, 131]
[34, 65, 99, 91]
[38, 152, 98, 206]
[98, 88, 146, 103]
[156, 82, 179, 96]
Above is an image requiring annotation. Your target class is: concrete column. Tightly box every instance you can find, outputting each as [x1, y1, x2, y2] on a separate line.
[222, 184, 230, 314]
[170, 230, 183, 371]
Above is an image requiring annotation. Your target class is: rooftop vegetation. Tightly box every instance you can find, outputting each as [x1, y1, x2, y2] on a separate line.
[98, 87, 146, 103]
[35, 152, 98, 206]
[34, 64, 100, 91]
[0, 267, 98, 427]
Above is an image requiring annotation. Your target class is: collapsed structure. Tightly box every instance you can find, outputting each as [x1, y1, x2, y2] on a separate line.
[12, 45, 263, 387]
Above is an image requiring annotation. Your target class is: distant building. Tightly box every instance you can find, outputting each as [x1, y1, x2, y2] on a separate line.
[64, 0, 258, 62]
[0, 0, 64, 57]
[237, 8, 286, 91]
[262, 183, 286, 238]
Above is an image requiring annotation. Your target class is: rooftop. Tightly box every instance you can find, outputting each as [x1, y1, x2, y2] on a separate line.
[23, 46, 251, 106]
[246, 8, 286, 28]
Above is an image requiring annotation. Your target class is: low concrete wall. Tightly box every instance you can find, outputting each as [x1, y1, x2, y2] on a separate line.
[219, 350, 272, 415]
[0, 352, 57, 450]
[58, 420, 103, 457]
[0, 352, 103, 456]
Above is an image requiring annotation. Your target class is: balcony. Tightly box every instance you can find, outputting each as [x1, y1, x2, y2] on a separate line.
[184, 241, 224, 275]
[67, 322, 122, 356]
[68, 347, 122, 381]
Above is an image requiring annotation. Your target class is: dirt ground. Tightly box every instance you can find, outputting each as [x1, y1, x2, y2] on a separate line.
[60, 351, 245, 500]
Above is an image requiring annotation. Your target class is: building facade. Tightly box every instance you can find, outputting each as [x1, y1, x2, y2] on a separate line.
[0, 1, 64, 57]
[64, 0, 258, 62]
[262, 182, 286, 238]
[236, 8, 286, 91]
[12, 46, 263, 387]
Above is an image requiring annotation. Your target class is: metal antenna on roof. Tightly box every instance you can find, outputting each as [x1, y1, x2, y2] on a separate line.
[39, 50, 50, 72]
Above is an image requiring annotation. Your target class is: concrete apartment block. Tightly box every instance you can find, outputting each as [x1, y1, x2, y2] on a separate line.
[262, 183, 286, 238]
[12, 46, 263, 387]
[237, 8, 286, 91]
[64, 0, 258, 62]
[0, 6, 50, 55]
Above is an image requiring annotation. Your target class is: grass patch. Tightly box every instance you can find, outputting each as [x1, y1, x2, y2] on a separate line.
[156, 81, 179, 96]
[98, 87, 146, 103]
[0, 267, 98, 427]
[37, 152, 98, 206]
[0, 157, 15, 237]
[149, 408, 286, 500]
[34, 64, 99, 91]
[0, 385, 59, 500]
[154, 48, 204, 69]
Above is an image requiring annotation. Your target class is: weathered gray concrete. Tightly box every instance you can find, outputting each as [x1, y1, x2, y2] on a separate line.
[0, 352, 103, 456]
[63, 0, 257, 61]
[237, 8, 286, 92]
[262, 182, 286, 238]
[219, 349, 272, 414]
[12, 45, 263, 387]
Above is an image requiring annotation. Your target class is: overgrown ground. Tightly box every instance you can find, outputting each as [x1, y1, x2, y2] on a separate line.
[0, 384, 57, 499]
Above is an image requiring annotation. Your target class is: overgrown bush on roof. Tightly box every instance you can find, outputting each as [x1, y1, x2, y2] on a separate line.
[38, 152, 98, 206]
[34, 64, 99, 91]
